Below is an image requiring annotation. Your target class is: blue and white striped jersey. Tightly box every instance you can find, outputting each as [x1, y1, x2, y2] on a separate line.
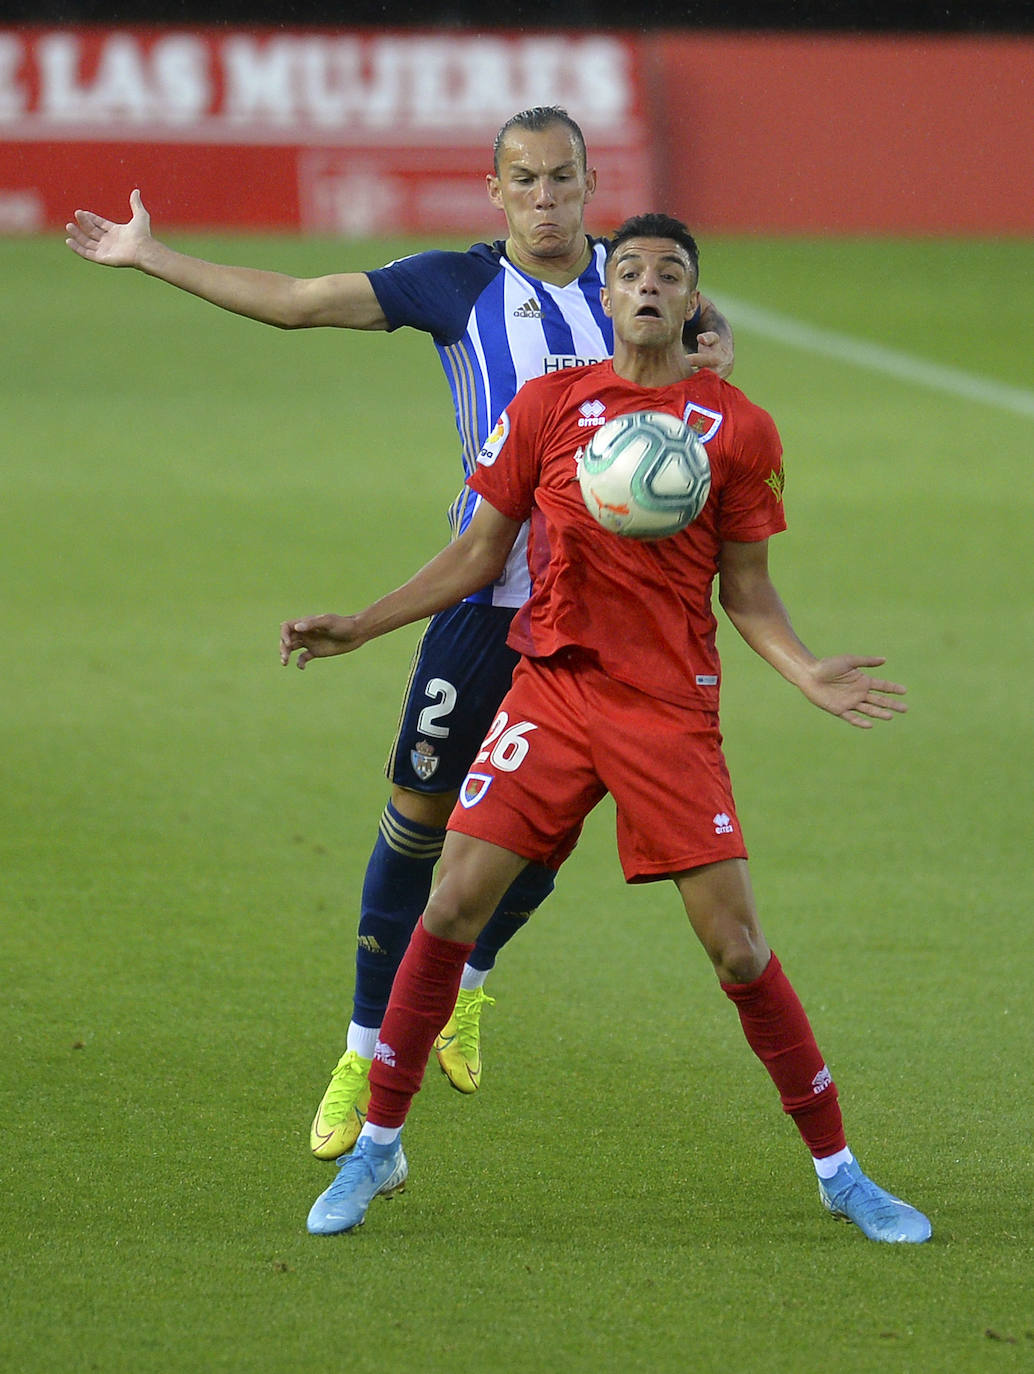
[367, 237, 612, 607]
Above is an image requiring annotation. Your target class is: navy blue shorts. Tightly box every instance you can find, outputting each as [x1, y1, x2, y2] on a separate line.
[384, 601, 520, 795]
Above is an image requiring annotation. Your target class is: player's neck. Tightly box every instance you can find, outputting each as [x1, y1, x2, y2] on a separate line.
[504, 235, 592, 286]
[612, 341, 694, 389]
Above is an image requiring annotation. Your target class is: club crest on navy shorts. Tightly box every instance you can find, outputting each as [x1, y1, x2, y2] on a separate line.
[410, 740, 439, 781]
[459, 773, 493, 808]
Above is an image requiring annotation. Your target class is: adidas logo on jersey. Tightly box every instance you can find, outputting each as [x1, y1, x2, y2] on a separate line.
[513, 296, 543, 318]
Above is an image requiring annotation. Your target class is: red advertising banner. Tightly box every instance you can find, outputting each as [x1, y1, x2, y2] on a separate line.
[650, 31, 1034, 236]
[0, 27, 652, 234]
[2, 27, 1030, 235]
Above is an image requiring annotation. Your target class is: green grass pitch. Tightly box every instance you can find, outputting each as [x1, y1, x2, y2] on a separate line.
[2, 229, 1032, 1373]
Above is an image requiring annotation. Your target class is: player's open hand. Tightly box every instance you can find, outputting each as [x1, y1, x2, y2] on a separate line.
[65, 188, 152, 267]
[686, 330, 734, 379]
[280, 614, 365, 668]
[800, 655, 907, 728]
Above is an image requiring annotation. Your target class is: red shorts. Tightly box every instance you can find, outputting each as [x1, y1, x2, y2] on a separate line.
[447, 649, 748, 882]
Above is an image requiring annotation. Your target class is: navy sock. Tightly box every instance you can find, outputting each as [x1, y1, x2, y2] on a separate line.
[467, 863, 555, 973]
[352, 802, 445, 1027]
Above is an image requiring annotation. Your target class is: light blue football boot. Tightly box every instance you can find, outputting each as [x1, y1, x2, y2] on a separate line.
[307, 1134, 408, 1235]
[818, 1158, 931, 1243]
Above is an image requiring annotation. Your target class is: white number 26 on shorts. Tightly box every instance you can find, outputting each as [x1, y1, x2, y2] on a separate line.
[474, 711, 537, 772]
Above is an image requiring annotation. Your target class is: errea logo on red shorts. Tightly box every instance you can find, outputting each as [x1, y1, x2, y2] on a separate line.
[713, 812, 735, 835]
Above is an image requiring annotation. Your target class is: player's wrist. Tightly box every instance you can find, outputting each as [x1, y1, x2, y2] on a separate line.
[351, 605, 391, 645]
[135, 237, 171, 276]
[773, 648, 820, 694]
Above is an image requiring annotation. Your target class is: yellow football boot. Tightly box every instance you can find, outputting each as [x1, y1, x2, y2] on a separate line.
[310, 1049, 372, 1160]
[433, 987, 495, 1093]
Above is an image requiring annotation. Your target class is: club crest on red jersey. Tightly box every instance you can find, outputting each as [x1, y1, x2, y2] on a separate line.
[682, 402, 723, 442]
[459, 773, 493, 808]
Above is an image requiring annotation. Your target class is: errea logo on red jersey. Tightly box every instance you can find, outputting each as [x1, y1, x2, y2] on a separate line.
[577, 399, 607, 427]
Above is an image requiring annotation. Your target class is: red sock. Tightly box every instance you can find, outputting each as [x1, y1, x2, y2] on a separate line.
[722, 952, 847, 1159]
[367, 917, 475, 1129]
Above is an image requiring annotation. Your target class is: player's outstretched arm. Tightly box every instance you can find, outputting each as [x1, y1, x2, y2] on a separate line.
[281, 502, 522, 669]
[686, 294, 734, 378]
[65, 189, 387, 330]
[717, 539, 906, 729]
[279, 614, 366, 668]
[66, 187, 153, 268]
[793, 654, 907, 727]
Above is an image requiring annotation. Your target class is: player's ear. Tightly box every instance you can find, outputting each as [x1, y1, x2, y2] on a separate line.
[486, 173, 502, 208]
[685, 288, 700, 320]
[584, 166, 598, 201]
[601, 287, 612, 317]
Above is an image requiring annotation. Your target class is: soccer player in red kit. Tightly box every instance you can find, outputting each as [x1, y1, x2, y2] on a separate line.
[281, 214, 932, 1245]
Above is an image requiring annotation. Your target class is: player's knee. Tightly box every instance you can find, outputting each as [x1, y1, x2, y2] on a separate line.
[708, 928, 770, 986]
[422, 870, 489, 943]
[422, 889, 490, 945]
[390, 785, 457, 831]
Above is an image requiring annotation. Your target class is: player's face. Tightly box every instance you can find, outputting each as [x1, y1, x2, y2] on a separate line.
[487, 125, 597, 266]
[601, 238, 700, 348]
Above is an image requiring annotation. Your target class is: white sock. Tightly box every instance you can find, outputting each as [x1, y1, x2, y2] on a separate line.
[346, 1022, 380, 1060]
[459, 964, 489, 992]
[813, 1146, 854, 1180]
[360, 1122, 402, 1147]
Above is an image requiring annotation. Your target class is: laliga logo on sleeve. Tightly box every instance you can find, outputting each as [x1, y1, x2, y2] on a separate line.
[476, 413, 510, 467]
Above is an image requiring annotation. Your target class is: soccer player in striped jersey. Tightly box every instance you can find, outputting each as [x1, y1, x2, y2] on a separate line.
[66, 108, 734, 1159]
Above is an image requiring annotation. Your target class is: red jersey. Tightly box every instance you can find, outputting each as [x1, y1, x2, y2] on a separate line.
[467, 361, 786, 710]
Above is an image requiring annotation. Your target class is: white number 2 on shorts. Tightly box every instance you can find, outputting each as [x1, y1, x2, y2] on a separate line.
[417, 677, 457, 738]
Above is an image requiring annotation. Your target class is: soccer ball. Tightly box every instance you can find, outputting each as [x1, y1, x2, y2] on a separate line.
[577, 410, 711, 540]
